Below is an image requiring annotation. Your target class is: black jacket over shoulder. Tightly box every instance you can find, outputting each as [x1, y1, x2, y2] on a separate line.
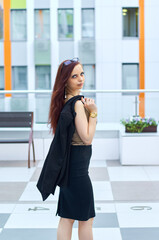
[36, 94, 84, 201]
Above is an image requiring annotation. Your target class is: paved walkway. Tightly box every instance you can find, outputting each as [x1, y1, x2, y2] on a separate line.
[0, 159, 159, 240]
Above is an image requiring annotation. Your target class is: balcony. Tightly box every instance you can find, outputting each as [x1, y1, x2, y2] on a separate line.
[0, 89, 159, 239]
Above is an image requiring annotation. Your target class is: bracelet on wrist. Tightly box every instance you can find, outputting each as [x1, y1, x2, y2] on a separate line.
[89, 112, 97, 118]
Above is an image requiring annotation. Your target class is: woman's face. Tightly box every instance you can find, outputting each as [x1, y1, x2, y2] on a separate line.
[66, 64, 85, 92]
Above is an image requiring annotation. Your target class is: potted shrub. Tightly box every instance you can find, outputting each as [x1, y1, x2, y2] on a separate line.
[120, 116, 159, 133]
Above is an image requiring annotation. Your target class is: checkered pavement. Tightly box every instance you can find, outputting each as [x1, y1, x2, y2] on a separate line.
[0, 159, 159, 239]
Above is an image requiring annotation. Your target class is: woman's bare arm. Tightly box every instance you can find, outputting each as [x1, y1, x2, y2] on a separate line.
[74, 100, 97, 145]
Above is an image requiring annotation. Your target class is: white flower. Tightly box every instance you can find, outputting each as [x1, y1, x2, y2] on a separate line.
[130, 116, 134, 121]
[130, 116, 141, 122]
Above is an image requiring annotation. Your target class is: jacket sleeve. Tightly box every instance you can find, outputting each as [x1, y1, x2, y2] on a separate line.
[36, 112, 72, 201]
[58, 112, 73, 163]
[56, 112, 74, 186]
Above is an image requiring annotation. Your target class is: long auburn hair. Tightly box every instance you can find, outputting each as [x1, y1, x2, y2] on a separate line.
[47, 59, 82, 135]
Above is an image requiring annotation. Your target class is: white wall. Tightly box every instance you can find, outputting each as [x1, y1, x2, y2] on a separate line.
[145, 0, 159, 119]
[0, 137, 119, 161]
[95, 0, 140, 123]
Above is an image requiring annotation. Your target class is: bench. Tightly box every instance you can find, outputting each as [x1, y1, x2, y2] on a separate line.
[0, 112, 35, 168]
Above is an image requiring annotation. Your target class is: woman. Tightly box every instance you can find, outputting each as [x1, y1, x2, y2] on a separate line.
[48, 57, 98, 240]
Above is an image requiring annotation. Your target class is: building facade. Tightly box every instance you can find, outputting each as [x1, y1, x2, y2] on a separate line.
[0, 0, 159, 123]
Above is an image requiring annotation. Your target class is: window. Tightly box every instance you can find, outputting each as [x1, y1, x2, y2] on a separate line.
[122, 8, 139, 37]
[34, 10, 50, 65]
[12, 66, 27, 90]
[122, 63, 139, 95]
[35, 9, 50, 40]
[82, 8, 94, 38]
[11, 10, 27, 41]
[0, 7, 3, 40]
[35, 65, 51, 90]
[35, 65, 51, 123]
[58, 9, 73, 40]
[82, 64, 96, 98]
[0, 67, 4, 90]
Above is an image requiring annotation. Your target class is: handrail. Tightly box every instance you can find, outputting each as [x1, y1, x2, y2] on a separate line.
[0, 89, 159, 94]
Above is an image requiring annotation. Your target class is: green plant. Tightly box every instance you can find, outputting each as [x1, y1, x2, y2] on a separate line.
[120, 116, 159, 133]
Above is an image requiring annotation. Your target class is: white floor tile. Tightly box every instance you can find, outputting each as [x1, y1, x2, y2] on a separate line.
[93, 228, 122, 240]
[115, 202, 159, 213]
[95, 203, 116, 213]
[12, 203, 57, 214]
[116, 202, 159, 227]
[19, 182, 59, 201]
[71, 228, 122, 240]
[117, 211, 159, 228]
[89, 160, 107, 167]
[92, 181, 114, 200]
[0, 204, 16, 213]
[37, 160, 44, 168]
[71, 228, 78, 240]
[0, 167, 36, 182]
[4, 213, 60, 228]
[143, 166, 159, 180]
[108, 166, 149, 181]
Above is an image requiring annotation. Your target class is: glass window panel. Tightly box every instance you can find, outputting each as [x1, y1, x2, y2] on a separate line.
[83, 64, 95, 89]
[35, 9, 50, 40]
[12, 66, 27, 90]
[35, 65, 51, 90]
[11, 10, 27, 41]
[82, 9, 94, 38]
[123, 8, 138, 37]
[0, 67, 4, 90]
[122, 64, 139, 95]
[58, 9, 73, 40]
[0, 8, 3, 40]
[82, 64, 95, 99]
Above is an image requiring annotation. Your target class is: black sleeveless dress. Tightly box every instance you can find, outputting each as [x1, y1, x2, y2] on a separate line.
[55, 102, 96, 221]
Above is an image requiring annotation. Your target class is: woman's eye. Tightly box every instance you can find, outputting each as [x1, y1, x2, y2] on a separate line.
[72, 72, 84, 78]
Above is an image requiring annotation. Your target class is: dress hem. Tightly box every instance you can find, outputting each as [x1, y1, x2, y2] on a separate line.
[55, 213, 96, 221]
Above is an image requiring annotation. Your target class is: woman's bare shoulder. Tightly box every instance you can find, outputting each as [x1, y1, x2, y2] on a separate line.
[74, 100, 85, 110]
[75, 100, 90, 114]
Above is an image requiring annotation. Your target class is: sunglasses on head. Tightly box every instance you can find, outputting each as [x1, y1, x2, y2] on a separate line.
[62, 57, 79, 67]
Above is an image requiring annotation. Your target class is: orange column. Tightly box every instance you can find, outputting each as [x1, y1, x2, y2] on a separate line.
[4, 0, 11, 97]
[139, 0, 145, 117]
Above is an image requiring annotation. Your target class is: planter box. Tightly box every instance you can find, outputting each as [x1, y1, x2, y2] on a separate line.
[119, 130, 159, 165]
[125, 125, 157, 133]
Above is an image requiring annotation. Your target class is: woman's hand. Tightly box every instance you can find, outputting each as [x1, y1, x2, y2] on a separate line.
[81, 97, 97, 113]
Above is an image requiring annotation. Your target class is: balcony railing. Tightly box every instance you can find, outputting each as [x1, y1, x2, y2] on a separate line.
[0, 89, 159, 125]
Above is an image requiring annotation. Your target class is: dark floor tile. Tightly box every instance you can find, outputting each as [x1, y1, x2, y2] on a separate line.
[0, 229, 57, 240]
[30, 168, 41, 181]
[121, 228, 159, 240]
[0, 214, 10, 228]
[0, 183, 27, 202]
[89, 167, 109, 181]
[0, 160, 39, 168]
[93, 213, 119, 228]
[106, 160, 122, 167]
[72, 212, 119, 228]
[111, 182, 159, 201]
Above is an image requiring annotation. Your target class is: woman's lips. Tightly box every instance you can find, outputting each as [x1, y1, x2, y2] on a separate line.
[78, 83, 83, 86]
